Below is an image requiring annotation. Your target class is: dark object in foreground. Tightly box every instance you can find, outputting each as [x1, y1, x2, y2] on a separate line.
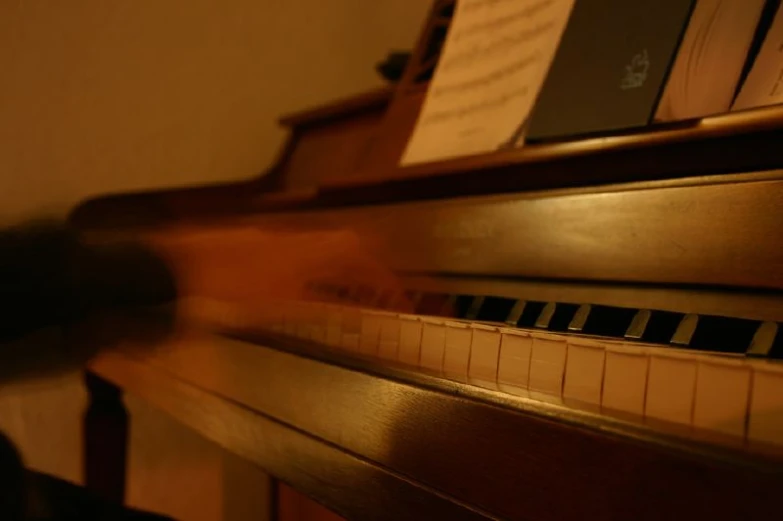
[0, 222, 177, 383]
[0, 222, 176, 344]
[0, 222, 178, 520]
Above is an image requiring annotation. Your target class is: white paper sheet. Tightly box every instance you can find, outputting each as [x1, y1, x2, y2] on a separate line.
[401, 0, 575, 165]
[732, 3, 783, 111]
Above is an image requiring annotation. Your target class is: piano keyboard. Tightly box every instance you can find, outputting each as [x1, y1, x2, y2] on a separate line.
[186, 297, 783, 454]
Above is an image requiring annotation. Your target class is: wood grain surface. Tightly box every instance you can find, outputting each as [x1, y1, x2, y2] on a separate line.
[93, 330, 783, 521]
[90, 352, 493, 521]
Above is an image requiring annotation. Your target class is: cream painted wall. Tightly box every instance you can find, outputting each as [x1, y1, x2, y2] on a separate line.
[0, 1, 429, 519]
[0, 0, 429, 222]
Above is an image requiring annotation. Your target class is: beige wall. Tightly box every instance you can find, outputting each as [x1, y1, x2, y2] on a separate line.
[0, 0, 429, 222]
[0, 1, 428, 519]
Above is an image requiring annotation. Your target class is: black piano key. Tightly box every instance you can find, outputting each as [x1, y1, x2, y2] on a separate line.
[689, 315, 760, 354]
[535, 302, 557, 329]
[545, 303, 580, 332]
[375, 289, 395, 309]
[453, 295, 475, 319]
[416, 293, 452, 316]
[404, 291, 423, 310]
[567, 304, 591, 332]
[762, 323, 783, 359]
[464, 296, 485, 320]
[641, 311, 684, 345]
[516, 301, 547, 328]
[505, 300, 526, 326]
[475, 296, 516, 322]
[581, 305, 638, 337]
[671, 314, 699, 346]
[748, 322, 778, 357]
[625, 309, 652, 339]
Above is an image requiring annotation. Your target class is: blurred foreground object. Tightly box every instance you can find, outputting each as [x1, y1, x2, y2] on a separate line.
[0, 222, 177, 382]
[0, 221, 177, 520]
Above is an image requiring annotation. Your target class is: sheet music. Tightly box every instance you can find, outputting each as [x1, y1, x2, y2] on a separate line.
[732, 4, 783, 111]
[401, 0, 575, 165]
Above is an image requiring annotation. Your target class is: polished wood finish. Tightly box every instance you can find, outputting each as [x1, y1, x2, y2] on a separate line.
[352, 94, 783, 188]
[70, 86, 395, 227]
[279, 106, 387, 190]
[278, 86, 393, 128]
[70, 4, 783, 519]
[90, 352, 492, 521]
[85, 173, 783, 305]
[91, 332, 783, 521]
[245, 172, 783, 291]
[70, 92, 783, 229]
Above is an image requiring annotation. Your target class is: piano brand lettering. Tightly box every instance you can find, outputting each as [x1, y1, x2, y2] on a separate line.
[620, 49, 649, 90]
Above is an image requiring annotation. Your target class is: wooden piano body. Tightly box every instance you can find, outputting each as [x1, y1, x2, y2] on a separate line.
[72, 2, 783, 519]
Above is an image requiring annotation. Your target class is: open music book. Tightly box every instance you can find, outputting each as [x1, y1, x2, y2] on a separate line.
[733, 1, 783, 111]
[656, 0, 767, 121]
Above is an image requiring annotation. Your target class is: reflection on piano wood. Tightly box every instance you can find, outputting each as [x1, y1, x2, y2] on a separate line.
[81, 167, 783, 520]
[70, 2, 783, 514]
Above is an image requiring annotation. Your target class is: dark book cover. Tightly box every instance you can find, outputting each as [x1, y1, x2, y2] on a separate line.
[526, 0, 696, 141]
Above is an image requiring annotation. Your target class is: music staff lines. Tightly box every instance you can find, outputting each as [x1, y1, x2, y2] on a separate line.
[440, 21, 555, 72]
[433, 52, 541, 97]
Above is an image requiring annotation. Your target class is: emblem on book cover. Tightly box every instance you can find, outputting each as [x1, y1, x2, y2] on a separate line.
[620, 49, 650, 90]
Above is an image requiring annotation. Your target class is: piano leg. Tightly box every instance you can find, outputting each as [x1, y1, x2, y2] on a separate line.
[83, 370, 128, 504]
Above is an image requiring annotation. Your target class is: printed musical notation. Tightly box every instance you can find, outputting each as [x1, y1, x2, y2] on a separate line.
[401, 0, 575, 165]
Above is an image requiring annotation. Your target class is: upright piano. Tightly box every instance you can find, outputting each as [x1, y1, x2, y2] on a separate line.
[72, 1, 783, 519]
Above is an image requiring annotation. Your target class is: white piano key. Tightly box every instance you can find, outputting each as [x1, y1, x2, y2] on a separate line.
[748, 363, 783, 447]
[497, 329, 532, 388]
[359, 312, 382, 355]
[443, 322, 472, 377]
[528, 334, 567, 396]
[340, 307, 361, 351]
[398, 315, 423, 366]
[378, 315, 401, 361]
[420, 319, 447, 372]
[325, 307, 343, 348]
[563, 339, 606, 407]
[308, 303, 327, 343]
[602, 344, 649, 416]
[693, 358, 751, 439]
[645, 353, 698, 426]
[468, 325, 501, 382]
